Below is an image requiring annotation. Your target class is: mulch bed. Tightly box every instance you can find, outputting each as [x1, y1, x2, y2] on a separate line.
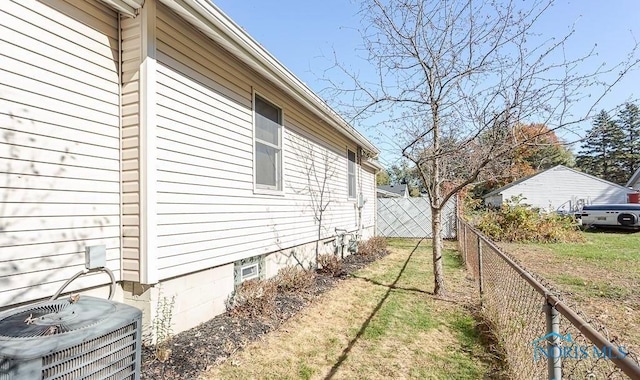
[141, 250, 389, 380]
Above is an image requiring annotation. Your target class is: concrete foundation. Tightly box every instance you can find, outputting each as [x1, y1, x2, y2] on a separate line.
[123, 226, 374, 336]
[0, 227, 377, 339]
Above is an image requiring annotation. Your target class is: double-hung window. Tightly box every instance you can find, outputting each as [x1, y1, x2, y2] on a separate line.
[347, 149, 356, 198]
[254, 95, 283, 191]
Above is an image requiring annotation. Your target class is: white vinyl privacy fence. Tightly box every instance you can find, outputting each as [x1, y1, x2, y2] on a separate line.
[377, 197, 457, 238]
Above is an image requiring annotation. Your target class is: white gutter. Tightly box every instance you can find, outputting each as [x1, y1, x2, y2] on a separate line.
[363, 157, 384, 172]
[99, 0, 144, 17]
[160, 0, 379, 156]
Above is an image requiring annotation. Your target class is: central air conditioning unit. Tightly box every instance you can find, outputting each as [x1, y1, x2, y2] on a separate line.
[0, 295, 142, 380]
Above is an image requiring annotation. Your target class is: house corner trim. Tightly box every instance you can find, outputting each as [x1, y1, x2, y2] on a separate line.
[140, 0, 158, 284]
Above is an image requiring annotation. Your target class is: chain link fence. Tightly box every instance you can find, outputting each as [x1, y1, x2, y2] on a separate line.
[458, 218, 640, 379]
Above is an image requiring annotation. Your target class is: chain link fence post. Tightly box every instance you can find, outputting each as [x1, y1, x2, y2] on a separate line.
[477, 235, 483, 304]
[462, 223, 467, 265]
[545, 302, 562, 380]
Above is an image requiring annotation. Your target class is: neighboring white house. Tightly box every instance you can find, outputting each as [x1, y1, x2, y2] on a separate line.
[0, 0, 381, 334]
[483, 165, 630, 213]
[626, 167, 640, 190]
[377, 184, 409, 198]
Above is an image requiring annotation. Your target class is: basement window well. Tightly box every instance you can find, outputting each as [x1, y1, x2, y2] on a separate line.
[241, 264, 258, 281]
[234, 255, 265, 285]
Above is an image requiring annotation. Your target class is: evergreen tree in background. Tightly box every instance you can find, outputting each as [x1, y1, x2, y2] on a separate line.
[617, 102, 640, 177]
[388, 161, 419, 187]
[576, 110, 627, 184]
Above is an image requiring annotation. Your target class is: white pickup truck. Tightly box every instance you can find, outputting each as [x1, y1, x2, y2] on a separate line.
[580, 204, 640, 228]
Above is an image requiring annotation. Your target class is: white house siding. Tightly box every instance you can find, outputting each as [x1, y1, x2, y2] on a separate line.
[491, 166, 628, 212]
[627, 168, 640, 191]
[0, 0, 121, 306]
[360, 165, 376, 238]
[153, 4, 368, 280]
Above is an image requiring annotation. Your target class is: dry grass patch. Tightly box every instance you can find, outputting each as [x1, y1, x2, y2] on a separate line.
[201, 239, 500, 380]
[357, 236, 388, 256]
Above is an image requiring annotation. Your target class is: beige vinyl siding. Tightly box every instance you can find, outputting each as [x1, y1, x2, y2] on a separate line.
[0, 0, 121, 306]
[153, 3, 364, 279]
[120, 14, 141, 282]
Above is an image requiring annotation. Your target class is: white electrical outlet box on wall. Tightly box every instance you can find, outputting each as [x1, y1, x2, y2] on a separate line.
[85, 244, 106, 269]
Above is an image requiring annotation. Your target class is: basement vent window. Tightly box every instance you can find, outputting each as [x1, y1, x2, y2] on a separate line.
[241, 264, 259, 281]
[234, 255, 265, 285]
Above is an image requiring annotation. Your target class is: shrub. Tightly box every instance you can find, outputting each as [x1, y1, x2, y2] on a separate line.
[276, 266, 315, 292]
[475, 200, 583, 243]
[143, 293, 175, 362]
[317, 253, 342, 276]
[357, 236, 388, 256]
[227, 279, 278, 318]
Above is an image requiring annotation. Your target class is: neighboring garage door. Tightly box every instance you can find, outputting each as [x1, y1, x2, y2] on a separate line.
[0, 0, 121, 306]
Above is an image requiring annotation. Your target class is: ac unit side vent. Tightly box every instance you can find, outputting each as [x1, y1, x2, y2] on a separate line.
[41, 322, 138, 380]
[1, 359, 10, 380]
[44, 355, 135, 380]
[43, 345, 136, 380]
[42, 323, 136, 366]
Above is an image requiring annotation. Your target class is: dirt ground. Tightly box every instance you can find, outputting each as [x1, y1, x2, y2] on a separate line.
[140, 251, 389, 380]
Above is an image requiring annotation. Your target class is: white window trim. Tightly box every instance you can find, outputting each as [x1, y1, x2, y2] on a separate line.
[347, 148, 357, 199]
[253, 91, 285, 196]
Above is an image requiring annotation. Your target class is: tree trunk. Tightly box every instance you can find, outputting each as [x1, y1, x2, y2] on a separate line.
[431, 206, 445, 296]
[315, 213, 322, 268]
[431, 103, 445, 297]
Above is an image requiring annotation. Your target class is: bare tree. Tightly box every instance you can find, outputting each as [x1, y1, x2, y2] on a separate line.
[327, 0, 639, 296]
[290, 135, 338, 266]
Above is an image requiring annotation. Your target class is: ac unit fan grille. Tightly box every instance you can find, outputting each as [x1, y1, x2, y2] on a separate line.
[0, 300, 114, 338]
[41, 322, 139, 380]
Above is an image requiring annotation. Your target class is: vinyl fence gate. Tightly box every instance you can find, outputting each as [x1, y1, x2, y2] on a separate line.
[376, 197, 457, 238]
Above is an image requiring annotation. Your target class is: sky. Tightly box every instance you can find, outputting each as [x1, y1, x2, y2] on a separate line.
[212, 0, 640, 168]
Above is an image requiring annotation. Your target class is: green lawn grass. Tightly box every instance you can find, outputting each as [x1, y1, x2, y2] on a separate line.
[531, 230, 640, 297]
[540, 230, 640, 261]
[203, 238, 499, 379]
